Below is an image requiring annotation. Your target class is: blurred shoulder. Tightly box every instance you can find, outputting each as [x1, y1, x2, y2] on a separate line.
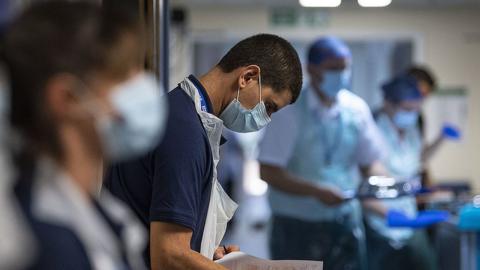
[338, 89, 372, 116]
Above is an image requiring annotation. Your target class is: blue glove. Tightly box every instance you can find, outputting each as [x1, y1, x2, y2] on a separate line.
[386, 210, 411, 227]
[442, 124, 461, 140]
[387, 210, 449, 228]
[414, 210, 450, 228]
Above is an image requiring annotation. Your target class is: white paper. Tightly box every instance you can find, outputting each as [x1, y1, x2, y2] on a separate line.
[216, 252, 323, 270]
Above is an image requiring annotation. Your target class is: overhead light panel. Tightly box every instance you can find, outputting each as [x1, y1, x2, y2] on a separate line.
[358, 0, 392, 7]
[299, 0, 342, 7]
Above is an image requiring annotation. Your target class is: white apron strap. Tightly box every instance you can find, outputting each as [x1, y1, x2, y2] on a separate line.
[179, 77, 238, 259]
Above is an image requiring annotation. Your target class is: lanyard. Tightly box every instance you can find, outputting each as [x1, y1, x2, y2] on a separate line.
[316, 112, 344, 166]
[196, 87, 209, 113]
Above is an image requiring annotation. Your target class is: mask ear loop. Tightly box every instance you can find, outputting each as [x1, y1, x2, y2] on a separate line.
[258, 72, 263, 103]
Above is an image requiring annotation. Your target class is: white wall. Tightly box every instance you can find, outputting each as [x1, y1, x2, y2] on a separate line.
[181, 6, 480, 189]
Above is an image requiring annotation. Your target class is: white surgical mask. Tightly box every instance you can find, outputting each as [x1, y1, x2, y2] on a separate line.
[83, 73, 167, 161]
[393, 109, 418, 130]
[318, 70, 350, 99]
[219, 75, 271, 133]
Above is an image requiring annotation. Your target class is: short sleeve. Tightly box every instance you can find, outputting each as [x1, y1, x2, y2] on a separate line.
[352, 97, 384, 166]
[258, 105, 299, 168]
[149, 114, 210, 232]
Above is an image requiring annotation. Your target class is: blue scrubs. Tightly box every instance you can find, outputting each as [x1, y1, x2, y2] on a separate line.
[365, 111, 437, 270]
[259, 87, 383, 270]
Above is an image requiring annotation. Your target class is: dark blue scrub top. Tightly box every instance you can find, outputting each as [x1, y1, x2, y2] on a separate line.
[14, 172, 129, 270]
[104, 75, 215, 266]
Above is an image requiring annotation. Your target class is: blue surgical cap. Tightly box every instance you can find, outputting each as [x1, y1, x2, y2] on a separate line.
[382, 74, 422, 103]
[307, 37, 351, 65]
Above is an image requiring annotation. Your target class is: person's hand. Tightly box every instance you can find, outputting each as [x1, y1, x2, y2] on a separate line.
[442, 124, 461, 140]
[313, 186, 345, 206]
[213, 245, 240, 260]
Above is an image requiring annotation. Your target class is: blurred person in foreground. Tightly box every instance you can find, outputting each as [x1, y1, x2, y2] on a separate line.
[0, 1, 36, 268]
[3, 1, 167, 269]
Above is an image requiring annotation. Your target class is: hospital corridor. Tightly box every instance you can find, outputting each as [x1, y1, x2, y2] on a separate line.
[0, 0, 479, 269]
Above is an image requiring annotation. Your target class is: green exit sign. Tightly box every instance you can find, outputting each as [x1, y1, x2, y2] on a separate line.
[270, 8, 331, 28]
[270, 8, 299, 26]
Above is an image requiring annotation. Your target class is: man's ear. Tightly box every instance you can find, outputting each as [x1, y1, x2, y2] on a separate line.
[44, 73, 80, 122]
[238, 65, 260, 89]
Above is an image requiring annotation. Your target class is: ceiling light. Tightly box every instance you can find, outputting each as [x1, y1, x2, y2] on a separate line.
[358, 0, 392, 7]
[299, 0, 342, 7]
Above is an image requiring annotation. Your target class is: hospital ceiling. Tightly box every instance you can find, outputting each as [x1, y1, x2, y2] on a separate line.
[173, 0, 480, 8]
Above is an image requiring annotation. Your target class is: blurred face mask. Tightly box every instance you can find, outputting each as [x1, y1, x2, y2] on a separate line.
[318, 70, 350, 99]
[219, 74, 271, 133]
[393, 109, 418, 130]
[80, 73, 166, 161]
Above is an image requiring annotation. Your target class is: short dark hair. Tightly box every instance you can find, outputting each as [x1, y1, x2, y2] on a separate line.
[407, 66, 436, 90]
[2, 1, 143, 160]
[217, 34, 303, 104]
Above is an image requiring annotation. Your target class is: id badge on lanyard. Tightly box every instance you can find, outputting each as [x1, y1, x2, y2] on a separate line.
[317, 112, 343, 167]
